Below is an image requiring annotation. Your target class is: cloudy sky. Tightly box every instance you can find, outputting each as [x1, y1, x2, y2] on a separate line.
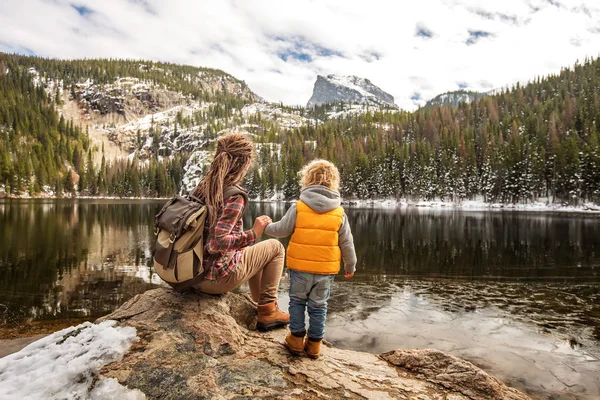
[1, 0, 599, 109]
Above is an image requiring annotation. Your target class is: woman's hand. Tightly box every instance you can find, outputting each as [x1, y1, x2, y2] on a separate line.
[252, 215, 272, 237]
[344, 271, 354, 279]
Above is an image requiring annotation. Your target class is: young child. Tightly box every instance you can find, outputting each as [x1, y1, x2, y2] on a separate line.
[265, 159, 357, 359]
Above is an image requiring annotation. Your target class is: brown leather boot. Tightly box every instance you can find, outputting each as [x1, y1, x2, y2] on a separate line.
[304, 338, 322, 359]
[256, 302, 290, 331]
[285, 333, 305, 356]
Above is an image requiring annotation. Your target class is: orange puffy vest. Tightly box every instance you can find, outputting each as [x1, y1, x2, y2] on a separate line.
[286, 200, 345, 274]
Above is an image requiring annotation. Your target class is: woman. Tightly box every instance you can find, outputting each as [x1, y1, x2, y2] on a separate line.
[193, 132, 289, 332]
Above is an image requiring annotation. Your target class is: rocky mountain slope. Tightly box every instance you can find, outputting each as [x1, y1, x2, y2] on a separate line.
[424, 90, 483, 108]
[307, 74, 396, 107]
[20, 56, 308, 196]
[89, 288, 529, 399]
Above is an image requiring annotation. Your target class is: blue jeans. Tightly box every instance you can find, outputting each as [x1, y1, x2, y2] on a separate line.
[288, 270, 335, 341]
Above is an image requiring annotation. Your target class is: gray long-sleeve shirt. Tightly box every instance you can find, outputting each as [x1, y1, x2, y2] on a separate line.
[265, 185, 357, 274]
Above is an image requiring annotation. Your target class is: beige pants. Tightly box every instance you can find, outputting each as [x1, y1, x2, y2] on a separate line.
[196, 239, 285, 305]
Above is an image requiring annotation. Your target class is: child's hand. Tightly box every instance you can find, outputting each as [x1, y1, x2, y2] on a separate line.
[252, 215, 272, 237]
[344, 271, 354, 279]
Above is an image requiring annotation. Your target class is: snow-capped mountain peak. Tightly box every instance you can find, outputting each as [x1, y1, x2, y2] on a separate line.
[307, 74, 396, 108]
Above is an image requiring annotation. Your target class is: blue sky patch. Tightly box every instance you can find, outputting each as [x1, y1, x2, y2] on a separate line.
[278, 51, 312, 62]
[72, 4, 94, 17]
[466, 30, 492, 45]
[272, 35, 341, 63]
[0, 42, 36, 56]
[411, 92, 422, 101]
[1, 0, 596, 110]
[316, 46, 342, 58]
[415, 23, 434, 39]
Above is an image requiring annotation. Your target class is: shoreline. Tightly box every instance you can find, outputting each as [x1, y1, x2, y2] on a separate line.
[0, 317, 92, 341]
[0, 336, 47, 358]
[2, 194, 600, 214]
[343, 198, 600, 214]
[0, 317, 92, 358]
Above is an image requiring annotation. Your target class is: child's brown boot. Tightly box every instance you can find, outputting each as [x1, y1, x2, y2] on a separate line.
[285, 332, 305, 356]
[304, 338, 322, 359]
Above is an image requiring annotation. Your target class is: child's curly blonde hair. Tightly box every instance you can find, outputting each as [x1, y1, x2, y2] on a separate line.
[300, 159, 340, 191]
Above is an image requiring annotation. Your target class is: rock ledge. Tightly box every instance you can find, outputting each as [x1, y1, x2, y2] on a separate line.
[97, 288, 530, 400]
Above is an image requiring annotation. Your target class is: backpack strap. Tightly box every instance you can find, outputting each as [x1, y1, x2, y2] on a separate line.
[223, 185, 249, 223]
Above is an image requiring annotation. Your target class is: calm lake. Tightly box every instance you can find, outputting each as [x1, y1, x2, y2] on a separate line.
[0, 199, 599, 399]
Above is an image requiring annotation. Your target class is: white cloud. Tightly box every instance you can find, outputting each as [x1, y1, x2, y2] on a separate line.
[0, 0, 599, 109]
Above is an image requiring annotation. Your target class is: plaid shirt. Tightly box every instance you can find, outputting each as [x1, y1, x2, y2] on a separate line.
[203, 195, 256, 280]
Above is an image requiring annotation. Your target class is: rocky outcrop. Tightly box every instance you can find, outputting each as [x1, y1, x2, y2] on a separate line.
[95, 288, 530, 400]
[424, 90, 483, 108]
[382, 350, 528, 400]
[74, 74, 257, 123]
[75, 79, 186, 121]
[307, 75, 396, 108]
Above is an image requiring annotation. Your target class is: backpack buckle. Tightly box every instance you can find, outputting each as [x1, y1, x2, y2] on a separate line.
[169, 233, 177, 244]
[154, 227, 160, 236]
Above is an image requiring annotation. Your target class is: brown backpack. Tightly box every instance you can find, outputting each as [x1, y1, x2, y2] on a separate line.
[153, 186, 248, 290]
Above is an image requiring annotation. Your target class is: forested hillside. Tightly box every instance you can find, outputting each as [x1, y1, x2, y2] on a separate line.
[0, 52, 599, 204]
[0, 58, 89, 195]
[294, 57, 600, 204]
[0, 53, 254, 197]
[247, 58, 600, 204]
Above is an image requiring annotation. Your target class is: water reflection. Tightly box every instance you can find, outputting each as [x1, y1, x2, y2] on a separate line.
[2, 200, 599, 330]
[1, 200, 600, 398]
[0, 199, 162, 332]
[249, 203, 600, 280]
[351, 208, 600, 279]
[320, 278, 600, 399]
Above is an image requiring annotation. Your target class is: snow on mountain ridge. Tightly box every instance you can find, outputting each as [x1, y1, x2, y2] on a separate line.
[424, 90, 483, 108]
[326, 75, 378, 100]
[307, 74, 396, 107]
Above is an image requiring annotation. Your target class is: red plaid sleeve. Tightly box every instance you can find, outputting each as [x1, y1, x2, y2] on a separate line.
[206, 195, 256, 254]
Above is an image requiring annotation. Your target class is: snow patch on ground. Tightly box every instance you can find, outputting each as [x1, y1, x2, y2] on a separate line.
[325, 103, 397, 120]
[90, 378, 146, 400]
[255, 142, 282, 159]
[241, 102, 312, 130]
[111, 102, 212, 156]
[28, 67, 63, 99]
[182, 149, 211, 193]
[118, 103, 208, 135]
[326, 104, 370, 119]
[76, 77, 154, 101]
[304, 140, 317, 150]
[0, 321, 138, 400]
